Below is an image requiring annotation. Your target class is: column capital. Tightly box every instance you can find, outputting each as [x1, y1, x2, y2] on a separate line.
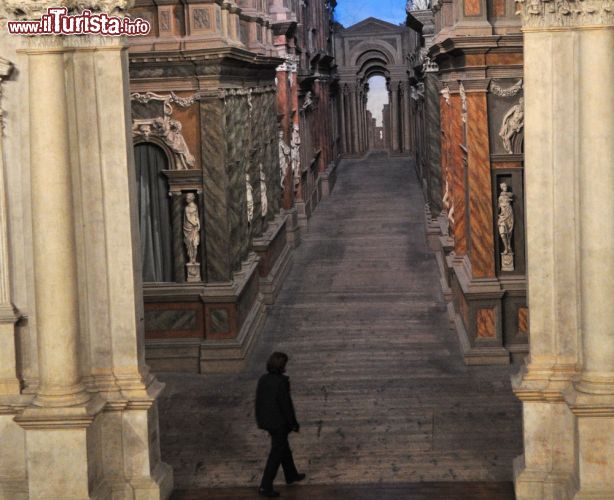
[516, 0, 614, 30]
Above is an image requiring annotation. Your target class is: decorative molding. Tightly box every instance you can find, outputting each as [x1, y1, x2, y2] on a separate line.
[515, 0, 614, 29]
[130, 91, 200, 116]
[490, 79, 523, 97]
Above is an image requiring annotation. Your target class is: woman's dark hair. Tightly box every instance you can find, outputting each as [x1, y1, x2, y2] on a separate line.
[267, 352, 289, 374]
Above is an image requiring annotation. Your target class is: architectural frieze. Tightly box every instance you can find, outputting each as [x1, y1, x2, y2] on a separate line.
[515, 0, 614, 29]
[2, 0, 133, 19]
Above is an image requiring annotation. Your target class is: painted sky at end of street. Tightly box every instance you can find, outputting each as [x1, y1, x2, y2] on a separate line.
[334, 0, 407, 28]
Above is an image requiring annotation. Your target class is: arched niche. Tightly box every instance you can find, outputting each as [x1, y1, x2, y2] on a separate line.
[133, 141, 174, 283]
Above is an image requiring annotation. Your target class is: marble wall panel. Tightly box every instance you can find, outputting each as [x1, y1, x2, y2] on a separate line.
[467, 92, 495, 278]
[477, 308, 496, 338]
[518, 306, 528, 336]
[224, 94, 251, 272]
[201, 97, 232, 281]
[426, 75, 442, 215]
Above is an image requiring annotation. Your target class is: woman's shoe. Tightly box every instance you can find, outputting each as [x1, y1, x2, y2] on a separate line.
[286, 473, 306, 485]
[258, 487, 280, 497]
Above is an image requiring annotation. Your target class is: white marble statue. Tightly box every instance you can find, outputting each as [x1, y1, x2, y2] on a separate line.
[302, 91, 314, 111]
[499, 97, 524, 154]
[259, 164, 268, 217]
[278, 130, 291, 188]
[497, 183, 515, 271]
[407, 0, 431, 11]
[291, 124, 301, 182]
[246, 173, 254, 225]
[183, 193, 200, 265]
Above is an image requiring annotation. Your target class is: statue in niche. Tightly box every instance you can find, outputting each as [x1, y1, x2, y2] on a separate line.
[183, 193, 201, 282]
[246, 173, 254, 225]
[497, 183, 515, 271]
[291, 124, 301, 187]
[499, 97, 524, 154]
[259, 164, 268, 218]
[278, 130, 291, 188]
[163, 118, 195, 170]
[302, 91, 314, 111]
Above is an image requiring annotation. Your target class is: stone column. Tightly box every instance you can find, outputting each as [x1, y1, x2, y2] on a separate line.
[512, 2, 614, 498]
[402, 82, 411, 153]
[339, 87, 347, 154]
[25, 44, 89, 410]
[3, 3, 172, 498]
[0, 59, 21, 396]
[350, 86, 359, 155]
[390, 82, 400, 153]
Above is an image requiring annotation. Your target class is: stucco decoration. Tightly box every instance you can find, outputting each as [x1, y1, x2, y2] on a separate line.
[291, 123, 301, 185]
[246, 173, 254, 225]
[497, 183, 515, 271]
[490, 79, 523, 97]
[131, 91, 199, 169]
[459, 82, 467, 124]
[259, 164, 268, 218]
[440, 86, 450, 105]
[499, 98, 524, 154]
[278, 131, 291, 188]
[132, 118, 195, 169]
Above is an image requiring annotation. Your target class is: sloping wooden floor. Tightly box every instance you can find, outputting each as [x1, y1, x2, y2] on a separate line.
[172, 481, 515, 499]
[157, 153, 522, 491]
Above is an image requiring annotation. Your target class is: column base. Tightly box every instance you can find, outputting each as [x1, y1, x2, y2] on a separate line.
[283, 207, 301, 248]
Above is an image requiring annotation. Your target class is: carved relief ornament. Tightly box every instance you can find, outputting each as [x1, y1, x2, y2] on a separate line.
[0, 58, 14, 132]
[515, 0, 613, 28]
[130, 91, 199, 169]
[490, 79, 523, 97]
[459, 82, 467, 124]
[440, 86, 450, 105]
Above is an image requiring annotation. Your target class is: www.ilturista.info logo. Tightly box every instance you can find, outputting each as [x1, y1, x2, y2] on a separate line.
[6, 7, 151, 36]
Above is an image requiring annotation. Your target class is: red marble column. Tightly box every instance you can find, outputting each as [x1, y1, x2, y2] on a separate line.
[277, 66, 293, 210]
[449, 94, 467, 256]
[466, 91, 495, 278]
[291, 68, 303, 202]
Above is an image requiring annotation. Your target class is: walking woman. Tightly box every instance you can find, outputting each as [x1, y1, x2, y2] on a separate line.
[255, 352, 306, 497]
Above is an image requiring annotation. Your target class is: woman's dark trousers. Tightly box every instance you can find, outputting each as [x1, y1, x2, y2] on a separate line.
[260, 430, 299, 491]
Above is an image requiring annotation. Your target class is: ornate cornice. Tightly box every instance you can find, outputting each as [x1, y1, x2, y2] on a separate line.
[2, 0, 134, 20]
[515, 0, 614, 29]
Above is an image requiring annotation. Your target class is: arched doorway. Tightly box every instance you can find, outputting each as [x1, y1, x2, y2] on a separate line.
[366, 75, 389, 150]
[335, 18, 412, 157]
[134, 142, 174, 283]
